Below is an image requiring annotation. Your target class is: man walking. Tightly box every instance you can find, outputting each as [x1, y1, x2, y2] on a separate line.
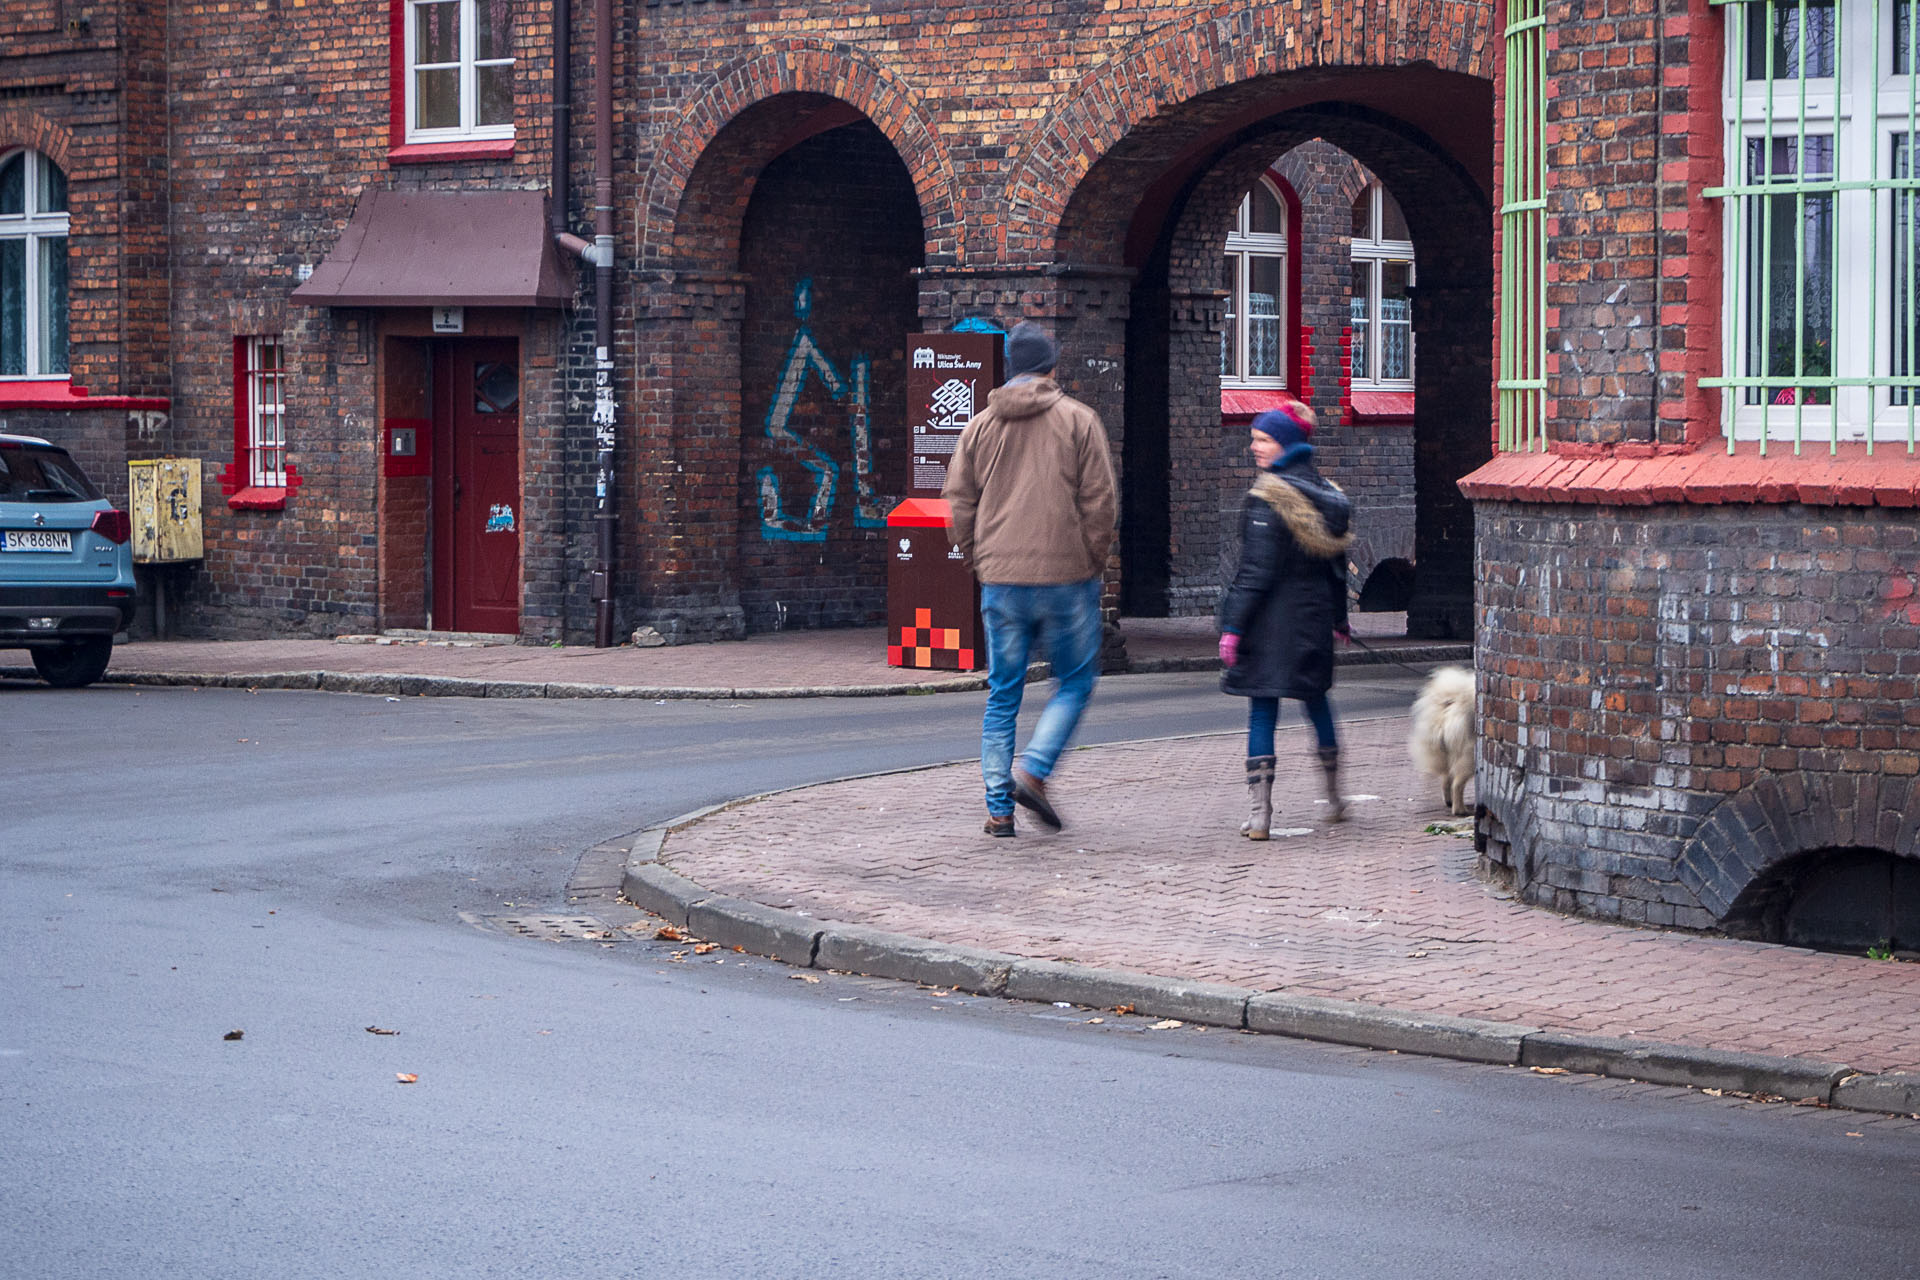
[943, 321, 1117, 836]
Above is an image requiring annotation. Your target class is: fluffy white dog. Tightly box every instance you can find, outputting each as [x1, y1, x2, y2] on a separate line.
[1409, 665, 1476, 816]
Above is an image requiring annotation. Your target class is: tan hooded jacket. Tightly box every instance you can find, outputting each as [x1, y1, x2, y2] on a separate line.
[941, 375, 1118, 585]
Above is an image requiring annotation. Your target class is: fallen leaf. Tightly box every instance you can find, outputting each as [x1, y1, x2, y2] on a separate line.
[693, 942, 717, 954]
[1529, 1066, 1568, 1076]
[365, 1026, 399, 1036]
[1846, 1131, 1864, 1138]
[1149, 1019, 1184, 1030]
[654, 925, 687, 942]
[395, 1073, 418, 1085]
[1113, 1004, 1135, 1015]
[731, 945, 745, 953]
[790, 974, 821, 984]
[222, 1029, 244, 1041]
[1701, 1087, 1724, 1097]
[1085, 1017, 1105, 1025]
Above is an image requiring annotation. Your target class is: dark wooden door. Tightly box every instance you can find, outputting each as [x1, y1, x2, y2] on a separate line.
[432, 340, 521, 635]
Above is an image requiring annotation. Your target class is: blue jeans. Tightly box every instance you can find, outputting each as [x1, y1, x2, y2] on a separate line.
[979, 579, 1103, 817]
[1247, 693, 1337, 757]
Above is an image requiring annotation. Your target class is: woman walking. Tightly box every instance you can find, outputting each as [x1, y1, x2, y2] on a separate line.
[1217, 402, 1353, 838]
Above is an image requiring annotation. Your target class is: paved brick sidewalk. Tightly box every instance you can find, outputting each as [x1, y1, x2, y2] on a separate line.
[662, 714, 1920, 1074]
[83, 613, 1442, 693]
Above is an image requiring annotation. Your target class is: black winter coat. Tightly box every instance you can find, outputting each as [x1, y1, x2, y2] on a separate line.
[1218, 455, 1353, 700]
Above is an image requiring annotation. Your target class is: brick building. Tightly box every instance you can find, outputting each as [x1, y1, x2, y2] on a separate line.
[11, 2, 1906, 941]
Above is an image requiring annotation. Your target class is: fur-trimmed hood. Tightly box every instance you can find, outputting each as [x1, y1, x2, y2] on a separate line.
[1250, 470, 1352, 560]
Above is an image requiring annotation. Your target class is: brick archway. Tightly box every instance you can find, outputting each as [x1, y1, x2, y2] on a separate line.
[999, 3, 1498, 264]
[0, 109, 75, 172]
[1680, 772, 1920, 928]
[634, 42, 959, 272]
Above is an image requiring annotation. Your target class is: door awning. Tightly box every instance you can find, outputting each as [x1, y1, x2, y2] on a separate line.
[291, 189, 575, 308]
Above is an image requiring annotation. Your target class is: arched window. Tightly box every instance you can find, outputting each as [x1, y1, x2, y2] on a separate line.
[1221, 178, 1290, 386]
[0, 149, 69, 378]
[1350, 182, 1415, 389]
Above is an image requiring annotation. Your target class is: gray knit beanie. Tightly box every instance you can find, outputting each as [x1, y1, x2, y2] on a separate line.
[1005, 321, 1058, 378]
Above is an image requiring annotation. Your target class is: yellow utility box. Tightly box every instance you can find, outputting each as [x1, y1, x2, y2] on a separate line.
[128, 458, 204, 564]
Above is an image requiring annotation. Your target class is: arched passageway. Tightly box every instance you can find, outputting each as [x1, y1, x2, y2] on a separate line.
[1051, 72, 1494, 639]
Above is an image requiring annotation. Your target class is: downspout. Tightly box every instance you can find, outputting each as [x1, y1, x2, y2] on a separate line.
[551, 0, 618, 646]
[592, 0, 616, 648]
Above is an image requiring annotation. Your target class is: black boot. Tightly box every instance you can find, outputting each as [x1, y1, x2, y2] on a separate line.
[1242, 755, 1276, 839]
[1317, 746, 1347, 824]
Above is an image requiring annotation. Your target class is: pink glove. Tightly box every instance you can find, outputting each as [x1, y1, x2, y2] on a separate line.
[1334, 625, 1352, 646]
[1219, 632, 1240, 667]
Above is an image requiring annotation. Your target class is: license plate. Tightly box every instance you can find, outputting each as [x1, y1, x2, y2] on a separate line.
[2, 530, 72, 552]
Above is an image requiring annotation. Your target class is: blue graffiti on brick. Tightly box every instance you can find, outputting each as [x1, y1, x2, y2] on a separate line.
[756, 279, 888, 542]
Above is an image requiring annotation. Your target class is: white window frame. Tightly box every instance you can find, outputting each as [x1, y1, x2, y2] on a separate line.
[1350, 182, 1417, 391]
[1711, 0, 1919, 448]
[243, 337, 287, 488]
[0, 149, 70, 379]
[403, 0, 515, 143]
[1221, 177, 1291, 388]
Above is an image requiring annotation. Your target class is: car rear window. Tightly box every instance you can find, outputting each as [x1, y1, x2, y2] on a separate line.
[0, 443, 102, 502]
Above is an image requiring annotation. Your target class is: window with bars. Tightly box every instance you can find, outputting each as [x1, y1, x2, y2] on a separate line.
[1350, 182, 1416, 388]
[0, 149, 70, 379]
[404, 0, 514, 142]
[1499, 0, 1547, 451]
[237, 337, 287, 488]
[1220, 178, 1291, 386]
[1703, 0, 1920, 451]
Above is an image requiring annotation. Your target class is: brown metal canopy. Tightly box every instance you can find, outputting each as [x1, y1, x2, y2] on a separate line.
[292, 189, 575, 308]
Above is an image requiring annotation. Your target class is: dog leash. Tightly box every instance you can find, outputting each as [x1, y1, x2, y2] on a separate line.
[1342, 631, 1455, 680]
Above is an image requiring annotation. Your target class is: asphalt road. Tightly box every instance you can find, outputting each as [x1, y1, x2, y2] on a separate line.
[5, 668, 1916, 1279]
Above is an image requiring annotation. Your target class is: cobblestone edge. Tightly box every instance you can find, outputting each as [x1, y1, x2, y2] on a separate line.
[620, 798, 1913, 1117]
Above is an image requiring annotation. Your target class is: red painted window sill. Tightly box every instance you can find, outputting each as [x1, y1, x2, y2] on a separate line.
[1349, 390, 1415, 421]
[1219, 389, 1295, 421]
[1459, 444, 1920, 509]
[0, 379, 169, 411]
[226, 486, 290, 511]
[387, 139, 515, 165]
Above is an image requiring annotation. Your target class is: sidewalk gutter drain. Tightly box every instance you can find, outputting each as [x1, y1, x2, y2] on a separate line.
[477, 914, 616, 941]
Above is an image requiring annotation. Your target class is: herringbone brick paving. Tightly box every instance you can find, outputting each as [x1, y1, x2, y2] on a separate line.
[664, 715, 1920, 1073]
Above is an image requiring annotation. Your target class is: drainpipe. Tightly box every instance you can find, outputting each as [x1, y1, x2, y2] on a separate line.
[591, 0, 616, 648]
[551, 0, 570, 241]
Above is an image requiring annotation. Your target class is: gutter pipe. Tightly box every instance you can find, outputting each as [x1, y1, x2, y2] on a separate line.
[591, 0, 616, 648]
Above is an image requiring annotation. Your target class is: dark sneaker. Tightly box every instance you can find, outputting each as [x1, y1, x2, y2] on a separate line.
[1011, 768, 1062, 830]
[984, 814, 1016, 838]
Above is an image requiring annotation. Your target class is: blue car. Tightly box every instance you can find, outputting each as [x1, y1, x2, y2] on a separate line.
[0, 433, 136, 688]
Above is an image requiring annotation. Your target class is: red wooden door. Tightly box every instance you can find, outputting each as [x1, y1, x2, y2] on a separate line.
[432, 341, 521, 635]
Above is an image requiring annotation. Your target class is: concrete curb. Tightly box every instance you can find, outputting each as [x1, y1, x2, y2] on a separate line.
[6, 641, 1470, 702]
[619, 806, 1918, 1117]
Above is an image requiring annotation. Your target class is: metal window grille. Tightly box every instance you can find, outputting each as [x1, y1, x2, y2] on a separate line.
[245, 337, 287, 488]
[1500, 0, 1548, 452]
[1702, 0, 1920, 453]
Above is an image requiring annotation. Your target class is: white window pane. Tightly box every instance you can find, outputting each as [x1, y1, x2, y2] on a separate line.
[1, 238, 23, 374]
[477, 64, 514, 128]
[1895, 136, 1918, 405]
[1380, 261, 1412, 380]
[37, 234, 66, 376]
[416, 67, 461, 129]
[1742, 136, 1834, 406]
[1350, 189, 1372, 240]
[0, 153, 22, 217]
[1900, 1, 1915, 75]
[1380, 188, 1410, 242]
[35, 155, 66, 214]
[415, 1, 460, 64]
[1350, 261, 1371, 380]
[1247, 257, 1283, 378]
[1221, 254, 1237, 378]
[1744, 0, 1835, 81]
[1250, 184, 1285, 235]
[474, 0, 512, 62]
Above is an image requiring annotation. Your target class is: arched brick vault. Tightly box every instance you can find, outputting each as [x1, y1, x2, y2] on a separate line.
[1001, 0, 1499, 265]
[634, 42, 959, 272]
[1679, 772, 1920, 930]
[1090, 95, 1494, 633]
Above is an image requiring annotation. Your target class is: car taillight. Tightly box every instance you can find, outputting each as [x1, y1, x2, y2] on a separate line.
[92, 509, 132, 544]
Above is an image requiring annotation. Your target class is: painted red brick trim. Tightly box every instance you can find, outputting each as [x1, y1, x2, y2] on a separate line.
[0, 381, 168, 411]
[1459, 447, 1920, 508]
[388, 139, 515, 164]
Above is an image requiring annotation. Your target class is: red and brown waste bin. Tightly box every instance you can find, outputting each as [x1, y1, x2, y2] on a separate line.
[885, 497, 983, 671]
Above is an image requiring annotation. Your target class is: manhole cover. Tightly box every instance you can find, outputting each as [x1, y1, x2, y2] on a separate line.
[477, 913, 617, 942]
